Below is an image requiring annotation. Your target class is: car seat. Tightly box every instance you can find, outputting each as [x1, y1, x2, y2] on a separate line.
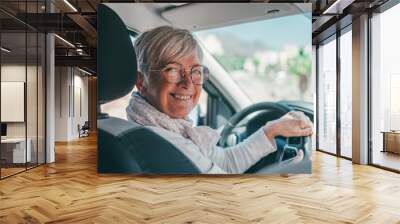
[97, 4, 201, 174]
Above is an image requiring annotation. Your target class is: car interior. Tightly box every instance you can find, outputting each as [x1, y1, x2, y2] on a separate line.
[97, 4, 312, 174]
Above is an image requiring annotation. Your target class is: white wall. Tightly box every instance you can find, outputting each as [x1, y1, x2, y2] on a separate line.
[1, 65, 26, 137]
[71, 73, 89, 138]
[55, 67, 89, 141]
[1, 65, 38, 138]
[1, 82, 25, 122]
[55, 67, 69, 141]
[1, 63, 46, 164]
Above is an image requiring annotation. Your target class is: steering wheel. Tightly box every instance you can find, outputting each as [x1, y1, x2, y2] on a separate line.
[219, 102, 311, 174]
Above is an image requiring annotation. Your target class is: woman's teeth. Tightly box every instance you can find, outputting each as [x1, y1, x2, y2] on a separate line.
[171, 94, 192, 101]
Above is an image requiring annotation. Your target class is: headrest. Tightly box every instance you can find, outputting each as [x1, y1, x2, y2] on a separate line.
[97, 4, 137, 104]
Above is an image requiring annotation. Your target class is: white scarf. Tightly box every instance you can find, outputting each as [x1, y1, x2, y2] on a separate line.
[126, 92, 220, 156]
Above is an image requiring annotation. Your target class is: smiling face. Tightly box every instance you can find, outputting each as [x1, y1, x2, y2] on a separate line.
[138, 52, 202, 119]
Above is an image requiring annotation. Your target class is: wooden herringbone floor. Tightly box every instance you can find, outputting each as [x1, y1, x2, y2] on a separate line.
[1, 135, 400, 224]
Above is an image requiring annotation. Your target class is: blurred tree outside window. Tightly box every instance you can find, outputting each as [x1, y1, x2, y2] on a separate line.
[195, 13, 312, 103]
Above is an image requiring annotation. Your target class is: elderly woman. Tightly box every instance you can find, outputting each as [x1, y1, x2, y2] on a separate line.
[126, 26, 313, 174]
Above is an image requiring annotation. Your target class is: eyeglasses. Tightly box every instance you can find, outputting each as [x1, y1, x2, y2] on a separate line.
[149, 62, 209, 85]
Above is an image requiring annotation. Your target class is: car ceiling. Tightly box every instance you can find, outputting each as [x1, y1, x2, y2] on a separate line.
[105, 3, 310, 33]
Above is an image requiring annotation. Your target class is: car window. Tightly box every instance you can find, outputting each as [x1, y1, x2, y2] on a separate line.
[194, 13, 312, 103]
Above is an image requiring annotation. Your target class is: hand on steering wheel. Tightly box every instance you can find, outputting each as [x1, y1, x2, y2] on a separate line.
[263, 111, 313, 143]
[218, 102, 313, 174]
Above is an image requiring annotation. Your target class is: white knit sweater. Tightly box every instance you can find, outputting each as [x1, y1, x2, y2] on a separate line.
[126, 92, 277, 174]
[145, 126, 277, 174]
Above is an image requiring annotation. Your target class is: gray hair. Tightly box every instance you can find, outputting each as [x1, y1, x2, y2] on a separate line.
[134, 26, 203, 81]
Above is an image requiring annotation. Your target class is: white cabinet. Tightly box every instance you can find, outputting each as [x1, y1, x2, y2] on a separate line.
[1, 138, 32, 163]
